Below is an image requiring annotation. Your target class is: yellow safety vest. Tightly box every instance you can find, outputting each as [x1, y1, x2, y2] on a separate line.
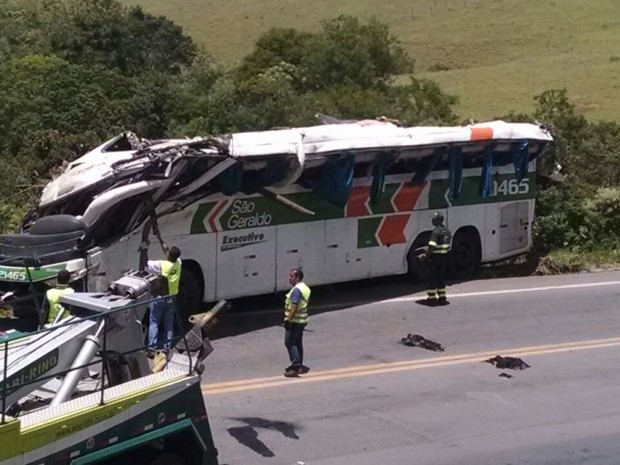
[428, 225, 452, 255]
[160, 259, 182, 296]
[285, 282, 311, 324]
[46, 286, 75, 324]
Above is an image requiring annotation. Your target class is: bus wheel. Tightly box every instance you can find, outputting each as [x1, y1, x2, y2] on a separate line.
[407, 232, 431, 283]
[177, 268, 201, 331]
[450, 230, 480, 279]
[149, 453, 184, 465]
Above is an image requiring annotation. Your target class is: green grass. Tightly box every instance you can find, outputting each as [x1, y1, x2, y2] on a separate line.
[120, 0, 620, 121]
[536, 249, 620, 275]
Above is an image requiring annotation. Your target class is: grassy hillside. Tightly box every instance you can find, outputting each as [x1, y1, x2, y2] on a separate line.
[122, 0, 620, 121]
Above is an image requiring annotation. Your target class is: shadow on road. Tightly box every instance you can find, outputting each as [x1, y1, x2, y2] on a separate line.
[208, 274, 424, 340]
[207, 256, 540, 341]
[0, 257, 538, 341]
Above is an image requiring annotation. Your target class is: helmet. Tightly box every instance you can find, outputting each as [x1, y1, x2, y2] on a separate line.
[432, 212, 444, 226]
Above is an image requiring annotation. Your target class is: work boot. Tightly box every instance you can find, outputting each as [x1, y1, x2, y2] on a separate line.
[284, 368, 299, 378]
[298, 365, 310, 374]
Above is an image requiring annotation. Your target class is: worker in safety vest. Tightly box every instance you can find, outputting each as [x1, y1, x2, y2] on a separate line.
[40, 269, 74, 328]
[283, 268, 311, 378]
[425, 212, 452, 306]
[146, 246, 182, 353]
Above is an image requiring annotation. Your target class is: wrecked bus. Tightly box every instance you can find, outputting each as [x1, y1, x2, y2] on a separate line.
[0, 118, 552, 322]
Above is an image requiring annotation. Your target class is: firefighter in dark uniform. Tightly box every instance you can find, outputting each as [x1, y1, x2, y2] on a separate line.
[426, 212, 452, 305]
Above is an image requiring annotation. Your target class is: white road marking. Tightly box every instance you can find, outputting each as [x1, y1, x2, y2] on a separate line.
[227, 279, 620, 316]
[388, 280, 620, 303]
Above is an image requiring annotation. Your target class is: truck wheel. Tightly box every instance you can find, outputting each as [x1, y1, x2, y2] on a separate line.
[149, 453, 185, 465]
[406, 232, 431, 283]
[449, 230, 480, 279]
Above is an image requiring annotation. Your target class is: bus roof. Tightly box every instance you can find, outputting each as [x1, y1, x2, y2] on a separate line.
[38, 119, 553, 210]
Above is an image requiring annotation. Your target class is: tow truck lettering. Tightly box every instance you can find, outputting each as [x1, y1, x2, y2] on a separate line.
[56, 411, 116, 439]
[2, 349, 59, 393]
[227, 200, 272, 229]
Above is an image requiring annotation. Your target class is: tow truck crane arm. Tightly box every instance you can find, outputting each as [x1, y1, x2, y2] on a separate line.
[0, 271, 227, 465]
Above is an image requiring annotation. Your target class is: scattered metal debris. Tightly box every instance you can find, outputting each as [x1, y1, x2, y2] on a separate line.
[400, 334, 445, 352]
[485, 355, 530, 370]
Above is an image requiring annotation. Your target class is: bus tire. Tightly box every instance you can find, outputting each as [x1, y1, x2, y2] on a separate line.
[407, 232, 431, 283]
[177, 268, 202, 330]
[149, 453, 184, 465]
[449, 229, 480, 280]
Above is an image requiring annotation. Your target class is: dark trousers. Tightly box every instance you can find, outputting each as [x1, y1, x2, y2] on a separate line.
[284, 322, 306, 367]
[427, 254, 447, 300]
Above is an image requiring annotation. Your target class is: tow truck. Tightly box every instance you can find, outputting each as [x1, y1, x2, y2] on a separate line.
[0, 271, 226, 465]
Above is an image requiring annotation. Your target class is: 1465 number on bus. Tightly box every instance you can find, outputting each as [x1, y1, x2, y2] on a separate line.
[492, 178, 529, 196]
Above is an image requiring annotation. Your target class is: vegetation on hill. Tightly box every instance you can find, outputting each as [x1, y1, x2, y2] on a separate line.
[1, 0, 619, 272]
[118, 0, 620, 122]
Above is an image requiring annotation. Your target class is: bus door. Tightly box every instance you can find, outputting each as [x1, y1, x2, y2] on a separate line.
[323, 219, 371, 283]
[216, 227, 276, 298]
[499, 201, 530, 254]
[275, 222, 326, 291]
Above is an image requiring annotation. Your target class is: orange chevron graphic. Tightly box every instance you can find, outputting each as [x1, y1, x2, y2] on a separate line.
[346, 186, 371, 217]
[392, 183, 426, 212]
[376, 214, 409, 246]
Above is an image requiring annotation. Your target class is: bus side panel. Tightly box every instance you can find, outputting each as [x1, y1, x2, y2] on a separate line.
[90, 240, 129, 291]
[323, 219, 371, 283]
[275, 222, 326, 292]
[216, 227, 276, 299]
[447, 204, 484, 244]
[368, 214, 414, 277]
[483, 202, 500, 262]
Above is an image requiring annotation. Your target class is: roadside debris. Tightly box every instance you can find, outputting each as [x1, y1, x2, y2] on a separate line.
[400, 334, 445, 352]
[484, 355, 530, 370]
[499, 372, 513, 379]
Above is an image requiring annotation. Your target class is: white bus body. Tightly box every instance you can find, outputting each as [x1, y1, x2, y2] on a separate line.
[0, 119, 552, 318]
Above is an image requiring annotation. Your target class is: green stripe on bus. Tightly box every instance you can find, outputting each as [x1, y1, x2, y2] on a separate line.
[428, 174, 535, 209]
[357, 217, 382, 248]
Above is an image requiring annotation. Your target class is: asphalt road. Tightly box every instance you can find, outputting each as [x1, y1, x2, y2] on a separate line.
[201, 271, 620, 465]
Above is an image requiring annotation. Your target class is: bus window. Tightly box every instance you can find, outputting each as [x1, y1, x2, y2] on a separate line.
[87, 195, 147, 248]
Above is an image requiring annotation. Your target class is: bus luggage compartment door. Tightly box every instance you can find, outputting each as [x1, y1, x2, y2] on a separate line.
[275, 222, 325, 291]
[216, 227, 276, 298]
[323, 219, 371, 283]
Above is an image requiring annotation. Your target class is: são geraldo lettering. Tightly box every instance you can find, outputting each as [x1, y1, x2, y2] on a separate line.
[227, 200, 272, 230]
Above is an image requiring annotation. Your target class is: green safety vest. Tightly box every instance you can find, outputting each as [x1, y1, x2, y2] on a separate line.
[46, 286, 75, 324]
[285, 282, 311, 324]
[161, 259, 182, 296]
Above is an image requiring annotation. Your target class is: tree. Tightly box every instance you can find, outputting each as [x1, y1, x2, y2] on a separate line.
[237, 15, 413, 93]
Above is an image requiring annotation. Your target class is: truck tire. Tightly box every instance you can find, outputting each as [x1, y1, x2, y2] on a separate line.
[449, 230, 480, 280]
[177, 268, 201, 331]
[149, 453, 185, 465]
